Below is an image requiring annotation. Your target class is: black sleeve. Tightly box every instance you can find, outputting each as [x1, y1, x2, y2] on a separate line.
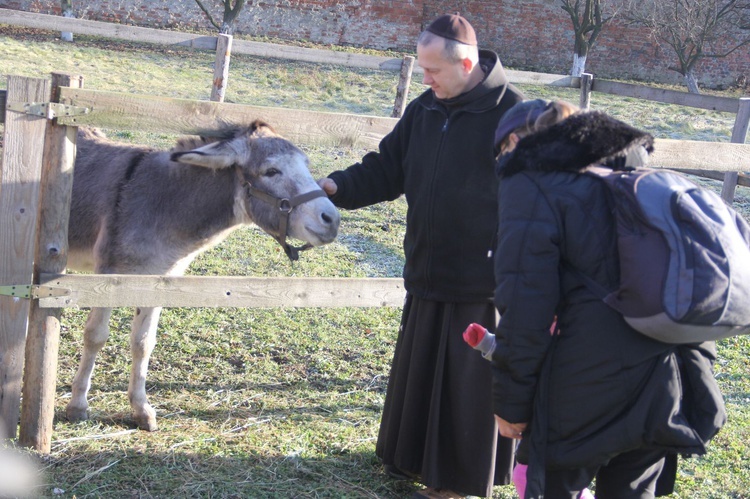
[326, 108, 411, 210]
[492, 172, 561, 424]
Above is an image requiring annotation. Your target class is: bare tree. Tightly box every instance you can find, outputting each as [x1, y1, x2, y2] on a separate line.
[194, 0, 247, 34]
[623, 0, 750, 94]
[561, 0, 619, 76]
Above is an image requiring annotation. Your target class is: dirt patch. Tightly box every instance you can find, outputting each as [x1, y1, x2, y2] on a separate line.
[0, 24, 59, 41]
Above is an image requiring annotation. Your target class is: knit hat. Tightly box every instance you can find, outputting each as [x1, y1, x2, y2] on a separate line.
[494, 99, 550, 151]
[425, 14, 478, 46]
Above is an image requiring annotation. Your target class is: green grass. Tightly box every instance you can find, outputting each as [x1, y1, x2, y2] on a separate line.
[1, 24, 749, 498]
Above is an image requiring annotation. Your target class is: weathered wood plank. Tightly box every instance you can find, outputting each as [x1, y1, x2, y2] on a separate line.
[650, 139, 749, 172]
[731, 98, 750, 144]
[579, 73, 593, 110]
[0, 8, 401, 72]
[392, 56, 415, 118]
[0, 89, 6, 124]
[0, 8, 578, 85]
[673, 169, 750, 187]
[232, 38, 403, 71]
[0, 75, 51, 441]
[720, 98, 750, 201]
[57, 87, 398, 149]
[38, 274, 406, 309]
[210, 34, 232, 103]
[53, 88, 749, 172]
[505, 70, 577, 87]
[0, 8, 214, 48]
[592, 79, 739, 113]
[19, 73, 82, 454]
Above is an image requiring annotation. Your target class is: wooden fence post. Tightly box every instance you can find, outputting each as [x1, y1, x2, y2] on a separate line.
[391, 55, 414, 118]
[0, 75, 51, 441]
[579, 73, 593, 110]
[721, 97, 750, 203]
[18, 73, 82, 452]
[211, 34, 232, 102]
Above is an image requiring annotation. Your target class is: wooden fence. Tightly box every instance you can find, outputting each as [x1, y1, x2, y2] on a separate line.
[1, 6, 749, 188]
[1, 9, 749, 454]
[0, 74, 409, 453]
[2, 72, 749, 454]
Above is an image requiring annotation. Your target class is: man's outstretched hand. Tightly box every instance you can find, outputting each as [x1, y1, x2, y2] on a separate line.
[317, 178, 338, 196]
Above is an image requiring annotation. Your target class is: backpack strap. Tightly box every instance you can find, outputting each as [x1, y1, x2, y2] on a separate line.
[560, 166, 622, 307]
[562, 260, 613, 302]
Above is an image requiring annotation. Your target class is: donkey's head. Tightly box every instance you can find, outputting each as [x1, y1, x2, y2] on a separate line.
[170, 121, 340, 258]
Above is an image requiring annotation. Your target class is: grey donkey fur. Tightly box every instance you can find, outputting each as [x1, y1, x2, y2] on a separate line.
[65, 121, 340, 431]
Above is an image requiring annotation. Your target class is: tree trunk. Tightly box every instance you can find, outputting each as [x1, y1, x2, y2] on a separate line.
[61, 0, 74, 42]
[571, 53, 587, 77]
[685, 70, 701, 94]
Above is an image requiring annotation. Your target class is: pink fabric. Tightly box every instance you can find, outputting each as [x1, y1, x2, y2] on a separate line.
[512, 463, 594, 498]
[513, 463, 528, 499]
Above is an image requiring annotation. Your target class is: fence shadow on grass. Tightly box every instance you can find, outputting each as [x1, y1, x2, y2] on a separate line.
[37, 446, 421, 498]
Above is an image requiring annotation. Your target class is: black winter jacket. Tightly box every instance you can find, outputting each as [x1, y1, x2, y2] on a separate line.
[491, 112, 726, 495]
[328, 51, 523, 302]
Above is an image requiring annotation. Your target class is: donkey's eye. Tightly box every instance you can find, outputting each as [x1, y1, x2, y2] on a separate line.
[264, 168, 281, 177]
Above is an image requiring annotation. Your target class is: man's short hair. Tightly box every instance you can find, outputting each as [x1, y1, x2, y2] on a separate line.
[417, 30, 479, 64]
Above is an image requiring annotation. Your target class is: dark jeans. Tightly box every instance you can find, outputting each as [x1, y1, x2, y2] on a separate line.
[543, 448, 669, 499]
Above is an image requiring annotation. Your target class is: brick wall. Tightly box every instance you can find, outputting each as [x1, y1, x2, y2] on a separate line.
[1, 0, 747, 89]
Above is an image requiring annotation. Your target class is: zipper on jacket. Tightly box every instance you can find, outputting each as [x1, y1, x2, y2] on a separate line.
[423, 115, 451, 292]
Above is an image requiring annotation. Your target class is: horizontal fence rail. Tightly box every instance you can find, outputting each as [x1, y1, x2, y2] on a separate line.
[674, 168, 749, 187]
[3, 86, 747, 172]
[50, 88, 750, 173]
[36, 274, 406, 308]
[650, 139, 749, 172]
[0, 7, 579, 86]
[591, 79, 741, 113]
[54, 87, 398, 149]
[0, 7, 746, 128]
[0, 8, 404, 72]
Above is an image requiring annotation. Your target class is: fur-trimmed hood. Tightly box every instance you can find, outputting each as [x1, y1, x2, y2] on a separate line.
[496, 111, 654, 178]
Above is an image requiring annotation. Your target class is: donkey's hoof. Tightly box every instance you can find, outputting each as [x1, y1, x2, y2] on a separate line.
[136, 418, 158, 432]
[134, 413, 158, 432]
[65, 404, 89, 423]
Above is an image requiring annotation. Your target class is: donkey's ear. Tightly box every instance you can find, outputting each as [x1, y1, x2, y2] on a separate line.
[170, 140, 242, 169]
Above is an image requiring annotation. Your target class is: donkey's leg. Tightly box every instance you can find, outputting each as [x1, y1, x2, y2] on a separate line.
[128, 306, 163, 431]
[66, 307, 113, 422]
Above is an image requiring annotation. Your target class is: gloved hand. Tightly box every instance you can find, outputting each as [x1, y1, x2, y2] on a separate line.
[463, 323, 487, 347]
[462, 323, 496, 360]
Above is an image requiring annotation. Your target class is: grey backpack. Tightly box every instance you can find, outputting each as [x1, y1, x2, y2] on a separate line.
[574, 166, 750, 344]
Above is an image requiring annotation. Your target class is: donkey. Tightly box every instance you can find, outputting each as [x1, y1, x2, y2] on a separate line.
[64, 121, 340, 431]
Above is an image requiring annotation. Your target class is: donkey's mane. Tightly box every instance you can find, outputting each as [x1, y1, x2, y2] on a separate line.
[171, 120, 276, 152]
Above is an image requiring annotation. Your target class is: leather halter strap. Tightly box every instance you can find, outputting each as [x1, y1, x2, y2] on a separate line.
[235, 166, 327, 261]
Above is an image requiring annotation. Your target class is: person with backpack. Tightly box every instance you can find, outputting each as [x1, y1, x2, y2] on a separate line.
[488, 99, 728, 498]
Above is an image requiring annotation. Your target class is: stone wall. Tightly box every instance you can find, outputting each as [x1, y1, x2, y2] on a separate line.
[1, 0, 747, 89]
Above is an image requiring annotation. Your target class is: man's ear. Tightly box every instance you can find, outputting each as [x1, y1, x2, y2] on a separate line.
[461, 57, 474, 74]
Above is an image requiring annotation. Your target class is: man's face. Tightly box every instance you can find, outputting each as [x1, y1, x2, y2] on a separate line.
[417, 38, 471, 100]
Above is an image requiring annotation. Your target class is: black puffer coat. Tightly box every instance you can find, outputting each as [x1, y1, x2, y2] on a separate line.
[491, 112, 726, 495]
[328, 51, 523, 302]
